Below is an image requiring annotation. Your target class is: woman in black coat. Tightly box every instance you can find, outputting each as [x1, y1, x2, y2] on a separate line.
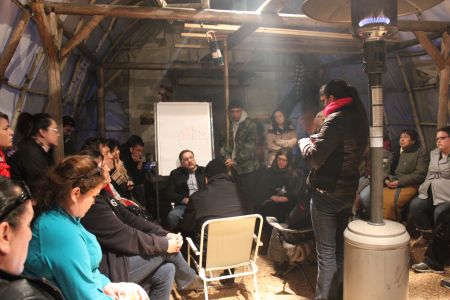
[255, 149, 306, 222]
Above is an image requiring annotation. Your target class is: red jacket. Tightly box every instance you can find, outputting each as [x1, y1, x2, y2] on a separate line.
[0, 150, 10, 178]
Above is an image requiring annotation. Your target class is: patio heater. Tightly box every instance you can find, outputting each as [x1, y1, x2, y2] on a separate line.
[302, 0, 443, 299]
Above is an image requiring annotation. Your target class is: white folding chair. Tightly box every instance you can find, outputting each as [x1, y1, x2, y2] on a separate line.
[186, 214, 263, 300]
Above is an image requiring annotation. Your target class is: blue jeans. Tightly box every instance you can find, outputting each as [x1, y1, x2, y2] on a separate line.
[167, 205, 186, 229]
[410, 196, 450, 229]
[128, 252, 196, 300]
[311, 191, 353, 300]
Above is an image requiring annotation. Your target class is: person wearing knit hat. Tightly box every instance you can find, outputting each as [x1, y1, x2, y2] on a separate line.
[179, 157, 245, 238]
[219, 100, 260, 212]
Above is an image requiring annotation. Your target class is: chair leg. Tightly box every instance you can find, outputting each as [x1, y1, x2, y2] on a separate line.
[253, 273, 260, 300]
[203, 280, 208, 300]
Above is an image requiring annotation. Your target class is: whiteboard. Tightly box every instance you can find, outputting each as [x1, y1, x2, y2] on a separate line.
[155, 102, 214, 176]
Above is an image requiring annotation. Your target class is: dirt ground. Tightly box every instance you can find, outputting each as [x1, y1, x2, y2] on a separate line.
[172, 255, 450, 300]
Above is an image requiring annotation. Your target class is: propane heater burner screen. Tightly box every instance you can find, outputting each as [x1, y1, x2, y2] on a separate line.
[351, 0, 397, 40]
[358, 16, 391, 27]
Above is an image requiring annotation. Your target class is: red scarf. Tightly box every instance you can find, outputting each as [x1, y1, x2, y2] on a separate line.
[323, 97, 353, 117]
[0, 150, 10, 178]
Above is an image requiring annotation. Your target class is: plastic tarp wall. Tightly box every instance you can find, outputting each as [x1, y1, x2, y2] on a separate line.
[0, 1, 44, 118]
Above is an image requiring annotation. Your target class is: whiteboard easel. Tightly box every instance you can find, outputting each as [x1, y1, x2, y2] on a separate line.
[155, 102, 214, 176]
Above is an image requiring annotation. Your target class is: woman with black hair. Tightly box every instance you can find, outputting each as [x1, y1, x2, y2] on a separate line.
[0, 112, 13, 178]
[254, 149, 305, 222]
[298, 79, 369, 300]
[9, 113, 59, 194]
[360, 128, 429, 220]
[266, 110, 297, 167]
[0, 177, 63, 299]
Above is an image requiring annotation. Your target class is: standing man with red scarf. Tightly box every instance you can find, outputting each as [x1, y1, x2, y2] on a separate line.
[298, 79, 369, 300]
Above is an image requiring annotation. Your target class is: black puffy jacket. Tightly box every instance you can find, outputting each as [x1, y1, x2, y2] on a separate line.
[0, 270, 63, 300]
[300, 105, 368, 200]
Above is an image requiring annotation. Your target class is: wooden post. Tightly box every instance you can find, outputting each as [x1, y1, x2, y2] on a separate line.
[11, 50, 44, 129]
[437, 32, 449, 129]
[396, 54, 427, 151]
[32, 0, 64, 161]
[0, 12, 30, 81]
[223, 39, 230, 148]
[97, 66, 106, 138]
[414, 31, 446, 70]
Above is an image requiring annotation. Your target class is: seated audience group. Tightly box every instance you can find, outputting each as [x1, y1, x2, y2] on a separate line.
[1, 97, 449, 299]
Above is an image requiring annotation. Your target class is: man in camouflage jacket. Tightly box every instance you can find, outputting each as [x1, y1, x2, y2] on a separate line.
[220, 100, 259, 212]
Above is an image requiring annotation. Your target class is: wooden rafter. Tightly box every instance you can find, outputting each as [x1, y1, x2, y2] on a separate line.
[0, 12, 30, 81]
[31, 0, 64, 161]
[11, 50, 45, 129]
[437, 32, 450, 128]
[44, 2, 450, 33]
[257, 0, 288, 13]
[60, 0, 121, 59]
[60, 15, 106, 59]
[414, 31, 446, 70]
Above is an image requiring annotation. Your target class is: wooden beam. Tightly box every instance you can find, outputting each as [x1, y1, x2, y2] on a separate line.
[11, 50, 45, 129]
[223, 39, 230, 147]
[0, 12, 30, 81]
[95, 18, 117, 54]
[31, 0, 64, 161]
[45, 2, 450, 33]
[414, 31, 446, 70]
[97, 66, 106, 137]
[58, 20, 99, 63]
[102, 19, 140, 62]
[60, 16, 106, 59]
[184, 23, 354, 40]
[103, 61, 316, 73]
[437, 32, 450, 129]
[60, 0, 121, 59]
[396, 54, 427, 151]
[257, 0, 289, 13]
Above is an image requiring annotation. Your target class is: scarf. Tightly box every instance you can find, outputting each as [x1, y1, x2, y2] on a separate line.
[323, 97, 353, 117]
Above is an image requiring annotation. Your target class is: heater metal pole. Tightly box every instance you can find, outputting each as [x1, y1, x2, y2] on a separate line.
[364, 40, 386, 225]
[368, 74, 385, 225]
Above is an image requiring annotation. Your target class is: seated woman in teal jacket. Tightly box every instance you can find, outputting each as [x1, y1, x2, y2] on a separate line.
[24, 155, 148, 300]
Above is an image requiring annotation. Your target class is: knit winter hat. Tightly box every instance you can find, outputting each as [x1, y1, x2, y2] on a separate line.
[205, 158, 227, 178]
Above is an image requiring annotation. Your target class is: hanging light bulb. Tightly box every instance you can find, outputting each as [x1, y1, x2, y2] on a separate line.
[206, 31, 224, 66]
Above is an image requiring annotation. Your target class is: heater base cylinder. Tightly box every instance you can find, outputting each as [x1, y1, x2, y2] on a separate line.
[344, 219, 410, 300]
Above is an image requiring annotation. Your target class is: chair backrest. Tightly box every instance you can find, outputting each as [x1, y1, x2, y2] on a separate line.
[199, 214, 263, 270]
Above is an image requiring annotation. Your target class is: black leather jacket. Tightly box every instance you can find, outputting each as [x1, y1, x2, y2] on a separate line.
[300, 106, 368, 200]
[0, 270, 63, 300]
[165, 166, 206, 205]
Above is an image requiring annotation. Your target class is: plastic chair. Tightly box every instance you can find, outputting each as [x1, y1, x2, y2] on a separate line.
[186, 214, 263, 300]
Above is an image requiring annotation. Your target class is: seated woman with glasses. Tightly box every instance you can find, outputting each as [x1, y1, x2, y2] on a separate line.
[254, 149, 306, 222]
[0, 177, 63, 299]
[9, 113, 59, 194]
[24, 155, 149, 300]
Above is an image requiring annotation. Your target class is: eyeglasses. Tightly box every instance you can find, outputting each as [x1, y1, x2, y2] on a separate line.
[436, 136, 449, 142]
[48, 128, 60, 134]
[0, 182, 32, 222]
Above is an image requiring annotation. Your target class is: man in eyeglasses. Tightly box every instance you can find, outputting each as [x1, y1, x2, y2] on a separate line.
[165, 150, 206, 230]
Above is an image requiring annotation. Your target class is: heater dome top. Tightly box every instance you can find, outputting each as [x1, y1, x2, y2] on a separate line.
[302, 0, 444, 23]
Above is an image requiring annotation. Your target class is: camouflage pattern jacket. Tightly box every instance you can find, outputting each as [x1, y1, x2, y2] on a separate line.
[220, 117, 260, 175]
